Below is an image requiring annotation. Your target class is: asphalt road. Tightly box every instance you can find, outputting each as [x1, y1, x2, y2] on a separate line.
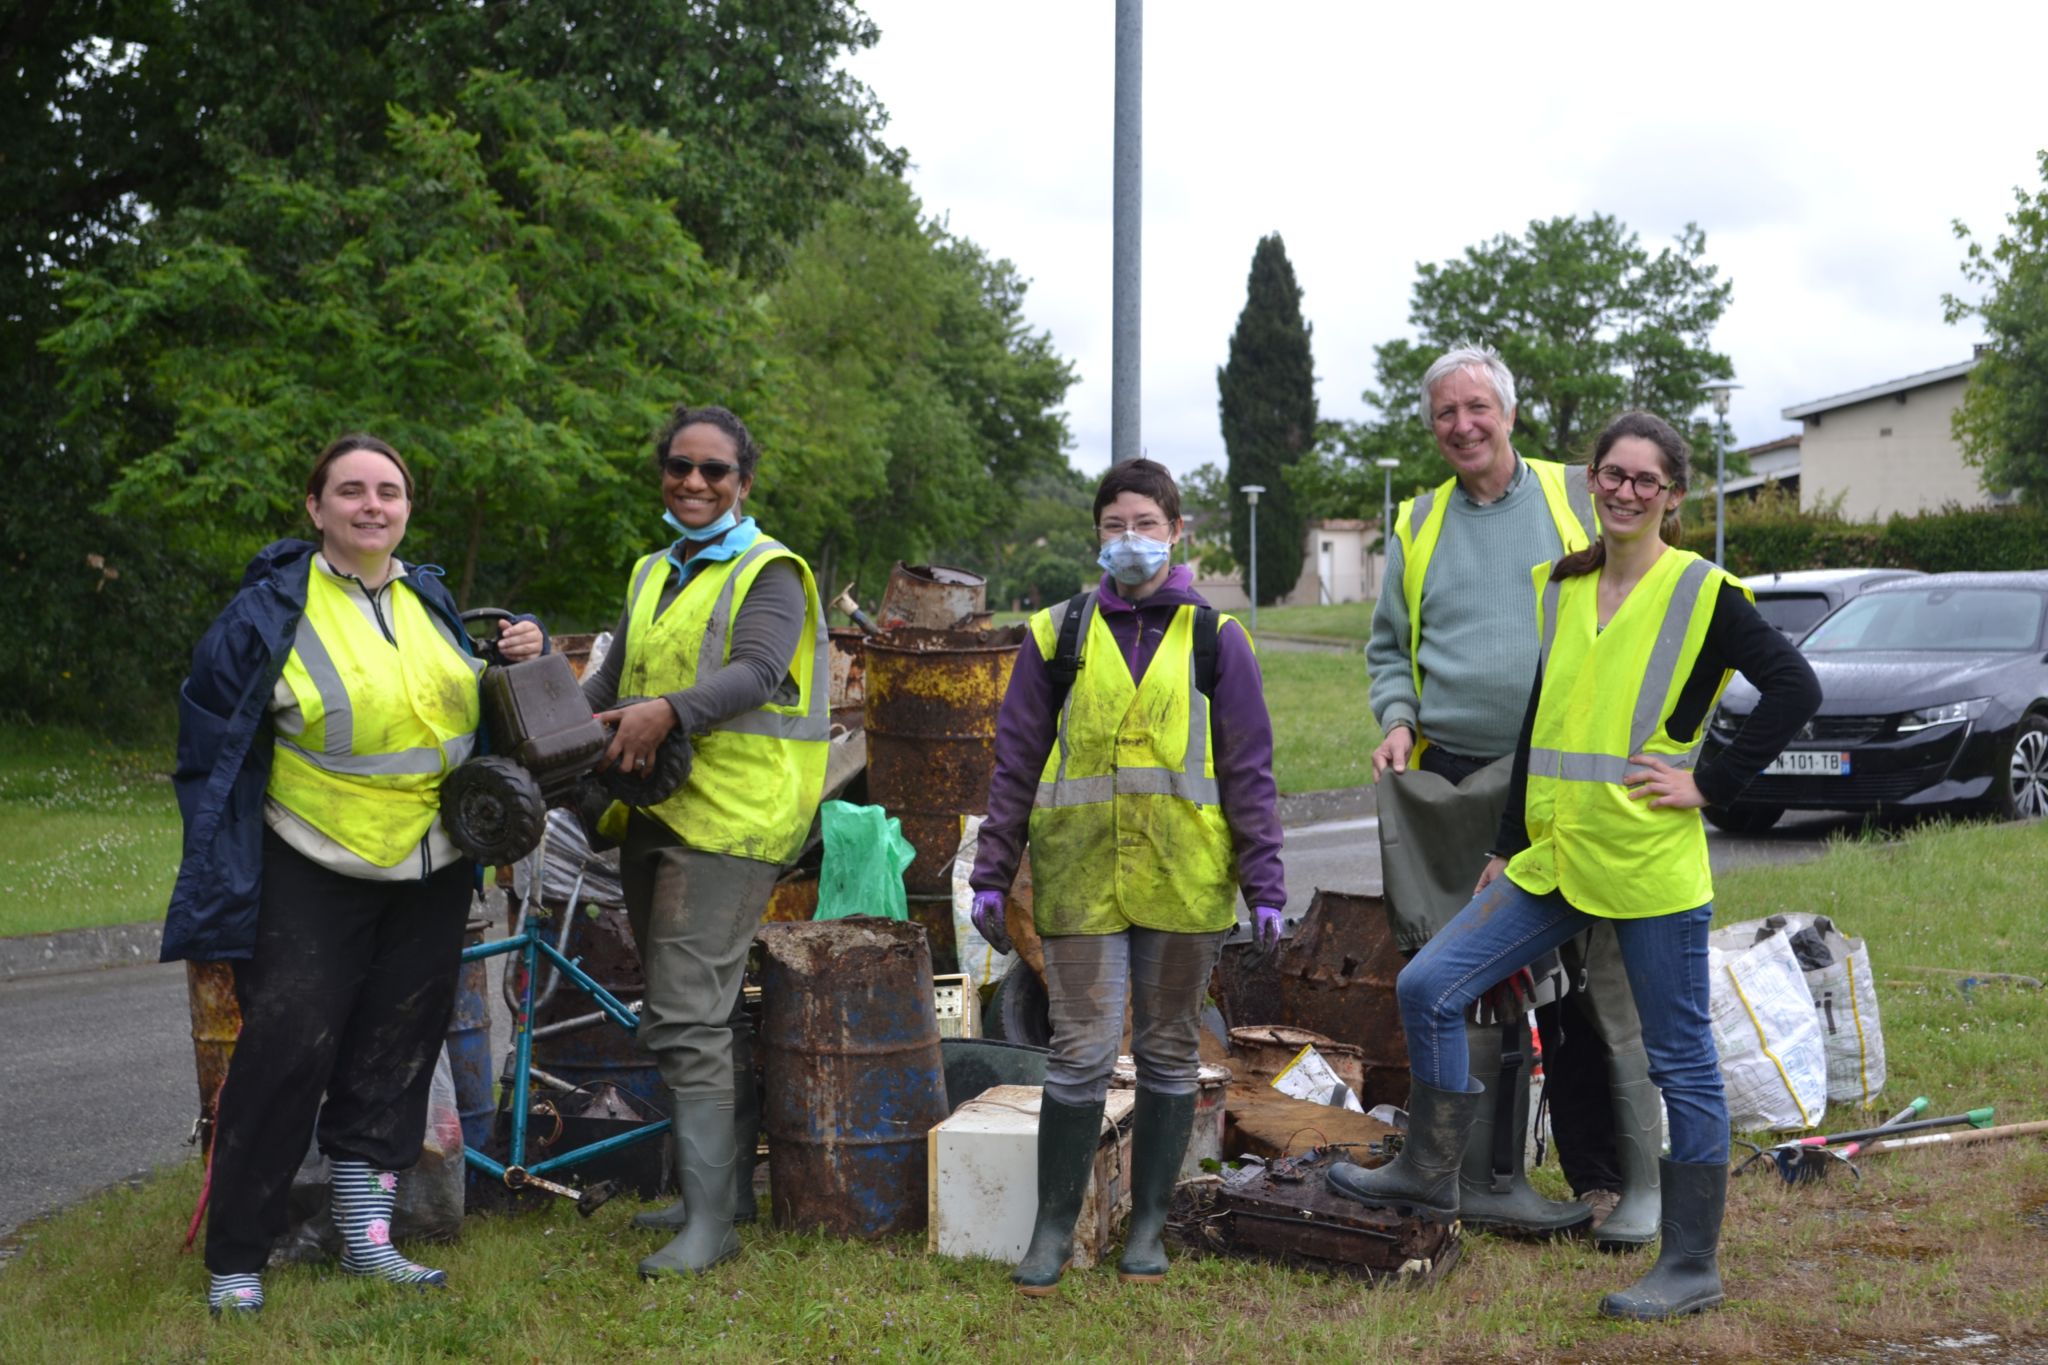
[0, 803, 1844, 1251]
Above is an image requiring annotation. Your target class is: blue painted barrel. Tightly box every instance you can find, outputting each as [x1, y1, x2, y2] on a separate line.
[759, 918, 950, 1238]
[448, 911, 497, 1159]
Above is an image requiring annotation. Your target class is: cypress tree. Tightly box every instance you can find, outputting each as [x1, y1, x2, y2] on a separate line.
[1217, 233, 1316, 605]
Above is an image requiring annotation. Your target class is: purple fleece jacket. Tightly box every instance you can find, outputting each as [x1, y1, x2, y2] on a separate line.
[969, 565, 1287, 913]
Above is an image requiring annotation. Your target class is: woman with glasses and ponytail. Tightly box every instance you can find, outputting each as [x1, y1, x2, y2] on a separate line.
[580, 403, 829, 1280]
[967, 458, 1287, 1296]
[1324, 412, 1820, 1321]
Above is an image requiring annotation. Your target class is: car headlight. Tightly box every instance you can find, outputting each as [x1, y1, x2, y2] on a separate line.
[1895, 697, 1991, 734]
[1708, 707, 1746, 738]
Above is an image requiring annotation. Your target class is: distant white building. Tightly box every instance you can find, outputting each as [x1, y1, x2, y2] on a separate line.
[1186, 515, 1386, 610]
[1782, 357, 2013, 519]
[1715, 434, 1801, 501]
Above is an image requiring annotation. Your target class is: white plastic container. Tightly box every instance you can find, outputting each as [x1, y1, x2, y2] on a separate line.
[1108, 1057, 1229, 1180]
[927, 1085, 1134, 1267]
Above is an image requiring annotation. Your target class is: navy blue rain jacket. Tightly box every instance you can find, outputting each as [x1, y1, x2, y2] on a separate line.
[162, 539, 524, 963]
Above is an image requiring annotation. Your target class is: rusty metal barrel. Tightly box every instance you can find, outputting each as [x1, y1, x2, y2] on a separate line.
[758, 919, 949, 1238]
[877, 563, 985, 632]
[185, 962, 242, 1147]
[862, 625, 1025, 973]
[448, 909, 496, 1156]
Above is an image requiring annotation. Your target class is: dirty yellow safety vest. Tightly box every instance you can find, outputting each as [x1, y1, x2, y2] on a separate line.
[1026, 596, 1240, 937]
[268, 569, 481, 867]
[617, 538, 829, 865]
[1393, 457, 1596, 702]
[1504, 550, 1747, 918]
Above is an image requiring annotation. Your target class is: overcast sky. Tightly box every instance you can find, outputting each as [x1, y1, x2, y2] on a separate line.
[844, 1, 2048, 480]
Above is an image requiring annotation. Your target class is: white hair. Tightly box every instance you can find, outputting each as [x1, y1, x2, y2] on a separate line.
[1419, 345, 1517, 424]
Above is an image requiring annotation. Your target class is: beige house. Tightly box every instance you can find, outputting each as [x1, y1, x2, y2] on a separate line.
[1188, 516, 1387, 610]
[1782, 357, 2011, 519]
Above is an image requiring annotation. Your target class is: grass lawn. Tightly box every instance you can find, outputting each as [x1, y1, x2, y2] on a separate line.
[1248, 600, 1375, 644]
[1261, 651, 1379, 794]
[4, 818, 2044, 1361]
[0, 724, 180, 938]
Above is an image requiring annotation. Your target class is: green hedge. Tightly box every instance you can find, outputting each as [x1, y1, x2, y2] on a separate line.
[1677, 494, 2048, 576]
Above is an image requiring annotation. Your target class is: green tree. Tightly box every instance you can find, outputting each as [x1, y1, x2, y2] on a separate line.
[1944, 148, 2048, 500]
[1217, 233, 1316, 605]
[1297, 215, 1735, 523]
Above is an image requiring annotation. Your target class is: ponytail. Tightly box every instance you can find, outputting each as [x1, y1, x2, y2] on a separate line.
[1551, 542, 1606, 582]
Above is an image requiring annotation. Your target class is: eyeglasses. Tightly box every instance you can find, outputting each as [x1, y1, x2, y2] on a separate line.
[1098, 516, 1171, 538]
[1592, 465, 1677, 499]
[662, 456, 738, 483]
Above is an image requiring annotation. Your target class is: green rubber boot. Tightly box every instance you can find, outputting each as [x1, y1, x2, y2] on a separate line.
[1012, 1095, 1106, 1297]
[1326, 1077, 1482, 1224]
[1598, 1158, 1727, 1320]
[635, 1018, 761, 1231]
[1592, 1046, 1663, 1251]
[1458, 1021, 1592, 1238]
[637, 1094, 741, 1279]
[1118, 1089, 1196, 1282]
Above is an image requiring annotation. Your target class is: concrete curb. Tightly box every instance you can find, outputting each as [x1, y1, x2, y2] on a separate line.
[0, 786, 1379, 983]
[0, 921, 165, 982]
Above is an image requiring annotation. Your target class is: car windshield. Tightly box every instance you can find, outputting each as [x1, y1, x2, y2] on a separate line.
[1804, 588, 2046, 653]
[1752, 593, 1834, 637]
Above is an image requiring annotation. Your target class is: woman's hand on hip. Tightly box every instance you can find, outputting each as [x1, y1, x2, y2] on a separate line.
[595, 699, 677, 774]
[1474, 855, 1507, 895]
[496, 618, 544, 662]
[1624, 754, 1705, 809]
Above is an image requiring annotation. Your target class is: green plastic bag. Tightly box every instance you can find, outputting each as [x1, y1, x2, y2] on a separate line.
[813, 800, 915, 922]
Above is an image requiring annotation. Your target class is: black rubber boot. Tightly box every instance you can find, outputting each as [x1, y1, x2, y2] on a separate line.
[637, 1012, 761, 1231]
[1118, 1089, 1195, 1282]
[1458, 1021, 1591, 1237]
[638, 1093, 741, 1279]
[1326, 1077, 1482, 1224]
[1013, 1095, 1106, 1297]
[1598, 1158, 1726, 1320]
[1593, 1046, 1663, 1251]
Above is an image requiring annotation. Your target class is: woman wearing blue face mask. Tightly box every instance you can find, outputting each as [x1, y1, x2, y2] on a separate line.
[968, 458, 1287, 1295]
[580, 404, 830, 1280]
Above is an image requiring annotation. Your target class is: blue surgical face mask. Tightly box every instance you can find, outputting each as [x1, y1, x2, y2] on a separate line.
[665, 508, 738, 542]
[1097, 531, 1172, 586]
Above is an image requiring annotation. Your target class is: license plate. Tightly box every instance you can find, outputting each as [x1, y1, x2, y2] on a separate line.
[1763, 750, 1850, 776]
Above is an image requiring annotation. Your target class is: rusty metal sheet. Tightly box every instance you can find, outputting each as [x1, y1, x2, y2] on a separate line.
[878, 563, 986, 632]
[764, 870, 821, 923]
[827, 627, 866, 725]
[185, 962, 241, 1144]
[1212, 889, 1411, 1114]
[758, 919, 949, 1239]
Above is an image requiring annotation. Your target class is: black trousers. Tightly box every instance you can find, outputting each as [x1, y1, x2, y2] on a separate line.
[1416, 743, 1622, 1194]
[204, 831, 472, 1274]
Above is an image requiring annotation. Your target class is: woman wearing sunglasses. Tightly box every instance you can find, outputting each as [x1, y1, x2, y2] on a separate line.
[1324, 412, 1818, 1320]
[580, 404, 829, 1279]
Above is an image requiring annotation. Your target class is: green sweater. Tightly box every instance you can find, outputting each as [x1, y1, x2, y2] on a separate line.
[1366, 461, 1570, 760]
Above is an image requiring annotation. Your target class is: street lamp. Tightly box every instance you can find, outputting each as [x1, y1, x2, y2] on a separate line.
[1375, 457, 1401, 598]
[1702, 382, 1741, 567]
[1240, 484, 1265, 632]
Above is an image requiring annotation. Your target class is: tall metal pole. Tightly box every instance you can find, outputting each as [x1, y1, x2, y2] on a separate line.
[1110, 0, 1141, 464]
[1241, 484, 1265, 633]
[1714, 422, 1726, 567]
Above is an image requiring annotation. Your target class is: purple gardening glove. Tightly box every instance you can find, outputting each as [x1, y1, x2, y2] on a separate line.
[1247, 905, 1285, 965]
[970, 889, 1013, 956]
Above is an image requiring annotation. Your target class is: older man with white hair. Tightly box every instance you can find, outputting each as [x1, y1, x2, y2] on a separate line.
[1363, 345, 1660, 1248]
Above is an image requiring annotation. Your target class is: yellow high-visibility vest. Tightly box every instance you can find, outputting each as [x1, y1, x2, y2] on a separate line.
[617, 537, 829, 865]
[1505, 549, 1748, 918]
[1393, 457, 1596, 704]
[268, 569, 480, 867]
[1025, 597, 1241, 937]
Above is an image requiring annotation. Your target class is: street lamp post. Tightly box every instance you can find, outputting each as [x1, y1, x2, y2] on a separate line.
[1703, 382, 1741, 566]
[1240, 484, 1265, 632]
[1375, 457, 1400, 598]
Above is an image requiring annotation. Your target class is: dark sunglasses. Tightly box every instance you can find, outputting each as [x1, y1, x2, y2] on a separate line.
[661, 455, 738, 483]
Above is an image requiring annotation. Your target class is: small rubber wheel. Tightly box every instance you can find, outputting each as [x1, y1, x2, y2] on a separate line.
[981, 957, 1052, 1048]
[442, 755, 547, 863]
[596, 696, 694, 807]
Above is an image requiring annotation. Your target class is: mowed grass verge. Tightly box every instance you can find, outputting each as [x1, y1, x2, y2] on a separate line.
[3, 818, 2043, 1362]
[0, 724, 180, 938]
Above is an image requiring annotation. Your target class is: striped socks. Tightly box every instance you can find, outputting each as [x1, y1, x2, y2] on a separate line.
[207, 1272, 263, 1316]
[331, 1161, 447, 1288]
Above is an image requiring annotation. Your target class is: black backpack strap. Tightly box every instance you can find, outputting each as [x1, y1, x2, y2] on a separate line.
[1193, 606, 1221, 699]
[1044, 589, 1093, 709]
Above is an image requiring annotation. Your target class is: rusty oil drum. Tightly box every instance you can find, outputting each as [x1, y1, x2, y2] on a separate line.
[862, 625, 1024, 970]
[758, 919, 949, 1239]
[877, 563, 985, 632]
[185, 961, 242, 1144]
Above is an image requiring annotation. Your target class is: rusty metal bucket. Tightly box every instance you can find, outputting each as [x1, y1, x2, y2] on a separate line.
[185, 962, 241, 1146]
[1212, 890, 1412, 1113]
[877, 563, 986, 632]
[758, 919, 950, 1238]
[862, 625, 1025, 965]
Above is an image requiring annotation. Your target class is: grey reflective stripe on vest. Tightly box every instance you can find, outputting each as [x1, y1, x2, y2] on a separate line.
[1537, 575, 1563, 673]
[283, 611, 474, 776]
[1035, 603, 1220, 809]
[277, 733, 475, 776]
[695, 540, 831, 744]
[1562, 464, 1596, 541]
[1528, 557, 1716, 786]
[1408, 491, 1436, 540]
[289, 613, 354, 757]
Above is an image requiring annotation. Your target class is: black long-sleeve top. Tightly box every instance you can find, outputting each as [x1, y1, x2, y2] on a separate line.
[1492, 580, 1821, 858]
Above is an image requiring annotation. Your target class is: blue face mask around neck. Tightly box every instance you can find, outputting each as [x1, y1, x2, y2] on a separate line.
[1097, 531, 1172, 586]
[665, 508, 738, 543]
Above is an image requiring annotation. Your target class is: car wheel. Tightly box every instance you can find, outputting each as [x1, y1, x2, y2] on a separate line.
[1704, 803, 1783, 834]
[442, 755, 547, 863]
[1999, 712, 2048, 821]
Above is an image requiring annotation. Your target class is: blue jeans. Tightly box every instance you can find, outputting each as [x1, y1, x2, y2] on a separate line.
[1398, 876, 1728, 1165]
